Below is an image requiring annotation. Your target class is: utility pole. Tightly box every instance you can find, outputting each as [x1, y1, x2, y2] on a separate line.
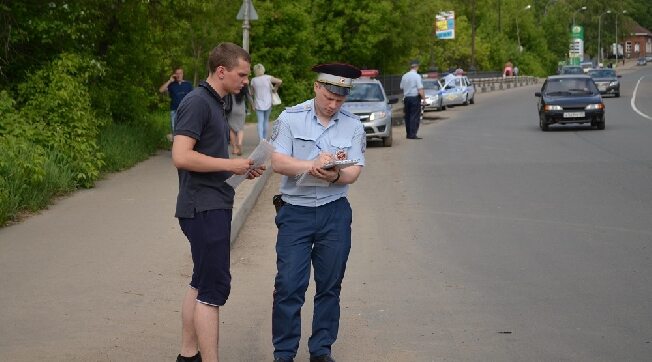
[615, 11, 627, 66]
[598, 10, 611, 66]
[471, 0, 477, 71]
[498, 0, 502, 33]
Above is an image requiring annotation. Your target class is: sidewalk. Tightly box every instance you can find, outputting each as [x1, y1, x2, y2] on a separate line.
[0, 121, 272, 360]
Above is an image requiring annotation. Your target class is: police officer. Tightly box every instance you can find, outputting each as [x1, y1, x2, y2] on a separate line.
[400, 60, 425, 139]
[269, 63, 366, 362]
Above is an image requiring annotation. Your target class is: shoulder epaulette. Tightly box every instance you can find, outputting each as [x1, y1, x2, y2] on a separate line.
[285, 103, 312, 113]
[339, 108, 357, 118]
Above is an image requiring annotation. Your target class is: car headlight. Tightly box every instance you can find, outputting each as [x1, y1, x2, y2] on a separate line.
[544, 105, 563, 111]
[369, 111, 387, 121]
[609, 81, 619, 87]
[585, 103, 604, 110]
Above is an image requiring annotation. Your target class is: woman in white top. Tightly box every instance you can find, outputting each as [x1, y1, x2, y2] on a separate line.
[250, 63, 282, 140]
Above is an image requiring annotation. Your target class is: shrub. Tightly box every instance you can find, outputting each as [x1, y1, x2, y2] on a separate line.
[8, 53, 106, 187]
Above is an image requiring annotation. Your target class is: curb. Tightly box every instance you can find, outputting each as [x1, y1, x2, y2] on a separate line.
[230, 167, 273, 245]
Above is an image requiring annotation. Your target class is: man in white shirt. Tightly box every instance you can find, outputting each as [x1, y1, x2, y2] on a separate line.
[399, 60, 425, 139]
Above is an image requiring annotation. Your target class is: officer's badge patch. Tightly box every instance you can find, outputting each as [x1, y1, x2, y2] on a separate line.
[270, 119, 280, 142]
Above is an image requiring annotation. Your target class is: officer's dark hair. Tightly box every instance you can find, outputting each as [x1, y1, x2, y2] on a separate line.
[207, 42, 251, 74]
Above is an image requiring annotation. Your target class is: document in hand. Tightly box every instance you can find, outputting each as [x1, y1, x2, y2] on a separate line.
[226, 139, 274, 189]
[295, 172, 331, 187]
[321, 159, 358, 170]
[295, 159, 358, 187]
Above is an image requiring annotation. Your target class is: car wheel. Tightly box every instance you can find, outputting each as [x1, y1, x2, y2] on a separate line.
[540, 116, 549, 131]
[615, 92, 620, 98]
[597, 117, 606, 130]
[382, 127, 393, 147]
[470, 96, 475, 105]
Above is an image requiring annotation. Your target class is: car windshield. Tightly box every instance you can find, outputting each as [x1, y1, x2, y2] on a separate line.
[545, 78, 598, 95]
[346, 83, 384, 102]
[589, 70, 616, 78]
[422, 80, 441, 90]
[561, 67, 583, 74]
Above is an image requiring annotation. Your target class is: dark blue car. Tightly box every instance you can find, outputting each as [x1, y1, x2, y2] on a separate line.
[535, 75, 605, 131]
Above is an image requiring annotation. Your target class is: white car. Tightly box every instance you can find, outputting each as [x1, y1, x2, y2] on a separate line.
[422, 79, 446, 111]
[341, 70, 398, 147]
[440, 74, 476, 106]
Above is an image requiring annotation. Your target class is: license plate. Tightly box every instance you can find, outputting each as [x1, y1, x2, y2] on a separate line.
[563, 112, 585, 118]
[598, 85, 607, 91]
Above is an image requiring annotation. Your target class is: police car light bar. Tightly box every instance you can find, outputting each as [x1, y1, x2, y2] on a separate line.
[360, 69, 379, 78]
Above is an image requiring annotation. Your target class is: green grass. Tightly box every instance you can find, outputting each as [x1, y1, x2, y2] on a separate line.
[0, 111, 170, 227]
[0, 148, 76, 226]
[99, 112, 169, 172]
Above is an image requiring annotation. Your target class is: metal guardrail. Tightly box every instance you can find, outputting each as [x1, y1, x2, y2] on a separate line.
[378, 74, 539, 96]
[472, 76, 539, 92]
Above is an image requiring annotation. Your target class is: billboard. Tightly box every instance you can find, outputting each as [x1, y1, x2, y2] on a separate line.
[436, 11, 455, 40]
[568, 25, 584, 65]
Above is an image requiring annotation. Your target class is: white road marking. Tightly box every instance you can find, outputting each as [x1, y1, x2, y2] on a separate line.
[630, 76, 652, 120]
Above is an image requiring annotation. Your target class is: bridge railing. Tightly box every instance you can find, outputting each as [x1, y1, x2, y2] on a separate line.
[378, 73, 540, 97]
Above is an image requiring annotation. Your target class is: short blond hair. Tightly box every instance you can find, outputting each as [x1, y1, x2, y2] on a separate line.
[253, 63, 266, 76]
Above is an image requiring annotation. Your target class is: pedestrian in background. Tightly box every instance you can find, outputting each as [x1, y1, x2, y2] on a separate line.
[171, 42, 265, 362]
[269, 63, 366, 362]
[227, 86, 253, 156]
[503, 59, 514, 78]
[159, 67, 193, 136]
[400, 60, 425, 139]
[250, 63, 283, 141]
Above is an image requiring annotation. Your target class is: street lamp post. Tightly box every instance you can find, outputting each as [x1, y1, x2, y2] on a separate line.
[572, 6, 587, 27]
[615, 10, 627, 66]
[516, 4, 532, 53]
[598, 10, 612, 66]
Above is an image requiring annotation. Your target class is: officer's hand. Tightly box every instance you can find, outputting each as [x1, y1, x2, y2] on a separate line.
[313, 152, 334, 168]
[231, 159, 255, 175]
[309, 165, 338, 181]
[246, 165, 266, 179]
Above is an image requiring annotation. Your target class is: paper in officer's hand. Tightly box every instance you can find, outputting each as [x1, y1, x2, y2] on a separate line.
[321, 159, 358, 170]
[295, 171, 331, 187]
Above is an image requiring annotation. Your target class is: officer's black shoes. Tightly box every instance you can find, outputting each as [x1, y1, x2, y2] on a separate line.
[310, 355, 336, 362]
[273, 358, 294, 362]
[176, 351, 201, 362]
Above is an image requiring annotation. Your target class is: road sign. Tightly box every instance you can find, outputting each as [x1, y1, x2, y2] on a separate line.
[237, 1, 258, 20]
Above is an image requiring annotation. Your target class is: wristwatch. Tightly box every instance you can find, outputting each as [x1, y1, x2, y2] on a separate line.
[331, 171, 341, 184]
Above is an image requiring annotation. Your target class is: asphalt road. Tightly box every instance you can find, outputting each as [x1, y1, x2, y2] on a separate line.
[226, 66, 652, 361]
[1, 63, 651, 361]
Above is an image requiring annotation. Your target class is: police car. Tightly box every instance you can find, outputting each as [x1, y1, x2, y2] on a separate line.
[440, 74, 476, 106]
[341, 70, 398, 147]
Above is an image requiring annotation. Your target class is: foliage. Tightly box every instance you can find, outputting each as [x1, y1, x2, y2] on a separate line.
[2, 0, 652, 226]
[99, 113, 169, 172]
[5, 53, 105, 187]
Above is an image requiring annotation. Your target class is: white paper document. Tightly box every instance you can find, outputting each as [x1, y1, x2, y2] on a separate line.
[226, 139, 274, 189]
[321, 159, 358, 170]
[295, 172, 331, 187]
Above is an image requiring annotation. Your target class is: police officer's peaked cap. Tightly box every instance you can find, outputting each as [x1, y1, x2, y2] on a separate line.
[312, 63, 362, 96]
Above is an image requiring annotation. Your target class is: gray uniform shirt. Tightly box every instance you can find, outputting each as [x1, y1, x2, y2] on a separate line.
[174, 81, 234, 218]
[270, 99, 366, 207]
[400, 69, 423, 97]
